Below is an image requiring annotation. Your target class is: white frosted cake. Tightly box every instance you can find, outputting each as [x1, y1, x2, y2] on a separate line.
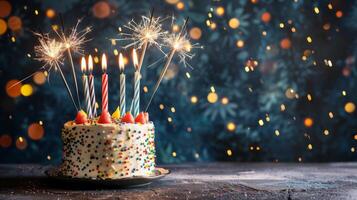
[59, 112, 156, 179]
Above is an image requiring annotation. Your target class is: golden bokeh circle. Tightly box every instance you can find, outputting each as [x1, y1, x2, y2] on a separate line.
[0, 18, 7, 35]
[7, 16, 22, 31]
[33, 72, 46, 85]
[0, 134, 12, 148]
[228, 18, 240, 29]
[20, 84, 33, 96]
[336, 10, 343, 18]
[207, 92, 218, 103]
[236, 40, 244, 48]
[15, 137, 27, 150]
[28, 123, 45, 140]
[280, 38, 291, 49]
[345, 102, 356, 113]
[285, 88, 296, 99]
[215, 6, 225, 16]
[190, 96, 198, 104]
[227, 122, 236, 132]
[46, 9, 56, 19]
[261, 12, 271, 23]
[189, 27, 202, 40]
[221, 97, 229, 105]
[6, 79, 22, 98]
[176, 2, 185, 10]
[0, 0, 11, 18]
[92, 1, 111, 19]
[304, 117, 314, 128]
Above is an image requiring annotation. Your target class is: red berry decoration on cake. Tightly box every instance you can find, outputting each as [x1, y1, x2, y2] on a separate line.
[98, 111, 112, 124]
[121, 112, 135, 123]
[135, 112, 146, 124]
[75, 110, 88, 124]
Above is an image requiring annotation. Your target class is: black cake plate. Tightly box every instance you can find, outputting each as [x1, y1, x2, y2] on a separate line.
[45, 167, 170, 188]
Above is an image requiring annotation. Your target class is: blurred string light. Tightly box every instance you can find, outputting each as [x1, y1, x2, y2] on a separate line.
[0, 0, 12, 18]
[228, 18, 240, 29]
[28, 123, 44, 140]
[6, 79, 22, 98]
[8, 16, 22, 32]
[190, 95, 198, 104]
[304, 117, 314, 128]
[0, 134, 12, 148]
[207, 86, 218, 103]
[0, 19, 7, 35]
[46, 9, 56, 19]
[227, 122, 236, 132]
[189, 27, 202, 40]
[15, 137, 27, 150]
[345, 102, 356, 113]
[261, 12, 271, 23]
[92, 1, 111, 19]
[226, 149, 232, 156]
[33, 72, 47, 85]
[20, 84, 33, 96]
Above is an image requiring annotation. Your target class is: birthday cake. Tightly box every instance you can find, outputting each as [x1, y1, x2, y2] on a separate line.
[59, 112, 156, 179]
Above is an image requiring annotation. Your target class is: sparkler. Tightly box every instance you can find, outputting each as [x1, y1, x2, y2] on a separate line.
[34, 33, 79, 111]
[145, 18, 198, 111]
[54, 17, 92, 110]
[116, 10, 167, 54]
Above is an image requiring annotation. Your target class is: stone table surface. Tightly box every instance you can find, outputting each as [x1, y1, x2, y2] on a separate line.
[0, 163, 357, 200]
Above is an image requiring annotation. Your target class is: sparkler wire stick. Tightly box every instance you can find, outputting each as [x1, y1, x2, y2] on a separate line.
[55, 62, 79, 111]
[145, 18, 189, 111]
[59, 14, 82, 109]
[130, 9, 154, 115]
[137, 9, 154, 71]
[67, 48, 82, 109]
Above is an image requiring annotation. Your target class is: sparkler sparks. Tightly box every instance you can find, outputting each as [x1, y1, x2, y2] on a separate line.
[145, 17, 200, 111]
[163, 31, 201, 68]
[117, 14, 167, 51]
[34, 33, 64, 69]
[34, 32, 79, 111]
[54, 18, 92, 109]
[55, 19, 92, 54]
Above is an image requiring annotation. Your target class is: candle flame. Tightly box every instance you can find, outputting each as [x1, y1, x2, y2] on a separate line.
[132, 49, 139, 70]
[101, 53, 107, 72]
[81, 57, 87, 73]
[88, 55, 93, 73]
[119, 53, 125, 72]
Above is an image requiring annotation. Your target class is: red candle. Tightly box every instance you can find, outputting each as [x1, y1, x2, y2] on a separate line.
[101, 54, 108, 113]
[98, 54, 112, 124]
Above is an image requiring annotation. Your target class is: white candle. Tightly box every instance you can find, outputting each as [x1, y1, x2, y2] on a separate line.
[119, 53, 126, 116]
[81, 57, 92, 118]
[88, 55, 97, 118]
[132, 49, 140, 117]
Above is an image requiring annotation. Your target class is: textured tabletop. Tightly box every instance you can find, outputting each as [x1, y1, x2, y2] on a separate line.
[0, 163, 357, 200]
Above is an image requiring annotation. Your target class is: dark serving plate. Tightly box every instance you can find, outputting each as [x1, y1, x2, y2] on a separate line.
[45, 167, 170, 188]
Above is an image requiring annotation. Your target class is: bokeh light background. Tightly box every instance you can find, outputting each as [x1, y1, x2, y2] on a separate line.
[0, 0, 357, 164]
